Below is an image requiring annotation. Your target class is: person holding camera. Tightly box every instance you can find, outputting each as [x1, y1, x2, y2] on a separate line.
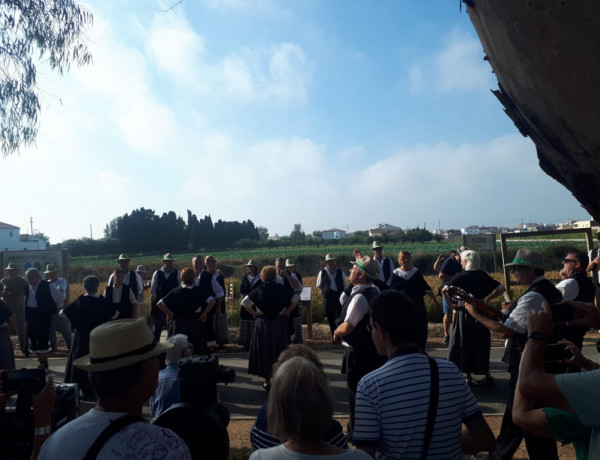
[463, 249, 562, 460]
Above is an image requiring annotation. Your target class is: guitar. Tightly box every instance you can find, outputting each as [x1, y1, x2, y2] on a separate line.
[446, 285, 507, 321]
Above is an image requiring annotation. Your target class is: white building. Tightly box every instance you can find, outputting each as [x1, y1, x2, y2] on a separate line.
[461, 226, 480, 235]
[0, 222, 47, 251]
[369, 223, 402, 237]
[322, 228, 347, 240]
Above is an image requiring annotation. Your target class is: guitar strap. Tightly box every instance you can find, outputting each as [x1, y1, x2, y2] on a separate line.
[83, 414, 146, 460]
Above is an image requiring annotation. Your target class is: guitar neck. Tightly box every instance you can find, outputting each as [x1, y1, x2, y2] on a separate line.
[469, 297, 504, 320]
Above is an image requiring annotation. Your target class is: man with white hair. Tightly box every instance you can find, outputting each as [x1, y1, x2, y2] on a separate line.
[150, 334, 193, 418]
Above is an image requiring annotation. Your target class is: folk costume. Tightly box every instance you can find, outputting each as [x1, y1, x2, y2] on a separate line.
[239, 272, 262, 350]
[151, 268, 180, 343]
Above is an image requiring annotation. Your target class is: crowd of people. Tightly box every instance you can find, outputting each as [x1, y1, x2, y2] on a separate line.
[2, 236, 600, 459]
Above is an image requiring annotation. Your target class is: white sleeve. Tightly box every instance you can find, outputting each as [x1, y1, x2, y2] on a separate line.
[504, 292, 546, 334]
[135, 272, 144, 296]
[211, 275, 225, 298]
[48, 283, 64, 308]
[129, 288, 138, 305]
[344, 295, 369, 326]
[151, 271, 159, 296]
[316, 270, 324, 290]
[241, 295, 254, 308]
[555, 278, 579, 301]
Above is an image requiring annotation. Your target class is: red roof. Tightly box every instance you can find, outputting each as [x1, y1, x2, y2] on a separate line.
[0, 222, 19, 229]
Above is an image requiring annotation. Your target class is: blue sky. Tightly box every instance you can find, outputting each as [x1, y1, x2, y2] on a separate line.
[1, 0, 587, 243]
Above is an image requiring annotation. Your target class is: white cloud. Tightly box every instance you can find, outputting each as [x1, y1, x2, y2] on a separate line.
[339, 145, 365, 161]
[409, 30, 492, 94]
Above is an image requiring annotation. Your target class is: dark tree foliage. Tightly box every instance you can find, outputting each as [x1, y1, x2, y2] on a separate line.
[0, 0, 93, 156]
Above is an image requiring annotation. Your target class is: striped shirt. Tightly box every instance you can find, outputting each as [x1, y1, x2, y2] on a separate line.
[250, 403, 348, 450]
[353, 353, 482, 459]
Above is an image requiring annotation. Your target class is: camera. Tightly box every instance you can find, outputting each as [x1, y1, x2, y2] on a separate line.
[0, 370, 79, 459]
[178, 355, 235, 409]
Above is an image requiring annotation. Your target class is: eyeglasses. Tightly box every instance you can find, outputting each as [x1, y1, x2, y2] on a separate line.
[562, 258, 578, 264]
[366, 322, 378, 333]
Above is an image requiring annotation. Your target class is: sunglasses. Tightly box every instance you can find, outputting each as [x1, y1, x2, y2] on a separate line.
[510, 265, 529, 272]
[562, 258, 578, 264]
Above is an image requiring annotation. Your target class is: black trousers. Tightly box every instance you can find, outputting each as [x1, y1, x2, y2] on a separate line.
[324, 291, 342, 335]
[488, 370, 558, 460]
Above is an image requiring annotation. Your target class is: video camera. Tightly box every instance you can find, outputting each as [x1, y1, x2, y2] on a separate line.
[0, 369, 79, 460]
[154, 355, 236, 460]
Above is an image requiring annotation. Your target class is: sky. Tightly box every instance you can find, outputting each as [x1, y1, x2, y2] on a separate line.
[1, 0, 588, 244]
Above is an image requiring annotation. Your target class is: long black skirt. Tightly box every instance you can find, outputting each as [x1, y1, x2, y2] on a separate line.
[448, 307, 491, 375]
[168, 316, 208, 356]
[248, 316, 289, 380]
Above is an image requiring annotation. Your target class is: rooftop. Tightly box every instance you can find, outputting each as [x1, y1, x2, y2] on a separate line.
[0, 222, 19, 229]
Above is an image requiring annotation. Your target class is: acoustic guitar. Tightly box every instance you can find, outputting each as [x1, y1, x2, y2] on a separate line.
[446, 285, 507, 321]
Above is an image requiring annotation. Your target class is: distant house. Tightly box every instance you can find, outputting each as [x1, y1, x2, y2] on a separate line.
[461, 226, 480, 236]
[444, 229, 462, 239]
[573, 219, 599, 229]
[0, 222, 47, 251]
[369, 223, 402, 237]
[322, 228, 347, 240]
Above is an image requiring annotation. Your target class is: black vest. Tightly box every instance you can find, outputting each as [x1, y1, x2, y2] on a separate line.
[24, 280, 56, 317]
[109, 270, 138, 297]
[320, 268, 345, 297]
[571, 271, 595, 302]
[382, 257, 393, 282]
[105, 284, 134, 319]
[336, 286, 379, 350]
[240, 275, 262, 297]
[151, 269, 179, 315]
[505, 278, 562, 369]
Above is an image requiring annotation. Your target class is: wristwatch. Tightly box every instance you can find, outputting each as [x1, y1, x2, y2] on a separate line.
[527, 331, 547, 342]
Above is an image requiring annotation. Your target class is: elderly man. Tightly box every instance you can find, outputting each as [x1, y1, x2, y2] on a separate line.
[371, 241, 394, 289]
[333, 255, 386, 439]
[108, 254, 143, 312]
[151, 254, 181, 343]
[1, 262, 28, 356]
[38, 318, 191, 459]
[44, 264, 72, 351]
[316, 254, 347, 340]
[353, 290, 495, 459]
[192, 255, 225, 349]
[24, 268, 63, 369]
[463, 249, 562, 460]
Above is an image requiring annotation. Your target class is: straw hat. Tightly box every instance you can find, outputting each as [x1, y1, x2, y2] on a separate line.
[117, 254, 130, 261]
[163, 253, 175, 261]
[4, 262, 18, 271]
[351, 256, 379, 280]
[504, 248, 546, 270]
[246, 259, 257, 267]
[43, 264, 58, 274]
[74, 318, 172, 371]
[325, 254, 336, 261]
[372, 241, 383, 250]
[285, 259, 295, 267]
[135, 265, 148, 274]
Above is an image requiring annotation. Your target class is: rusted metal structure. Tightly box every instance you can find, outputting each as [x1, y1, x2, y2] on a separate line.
[465, 1, 600, 218]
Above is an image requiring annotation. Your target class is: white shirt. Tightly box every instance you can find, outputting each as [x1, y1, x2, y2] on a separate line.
[339, 284, 379, 347]
[151, 268, 182, 297]
[316, 267, 348, 293]
[194, 271, 225, 298]
[108, 271, 144, 298]
[373, 256, 393, 285]
[26, 281, 63, 309]
[104, 285, 137, 305]
[503, 276, 547, 335]
[555, 278, 579, 301]
[50, 277, 68, 305]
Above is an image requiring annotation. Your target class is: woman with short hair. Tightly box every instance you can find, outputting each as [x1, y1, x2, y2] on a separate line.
[249, 357, 370, 459]
[157, 267, 215, 356]
[243, 266, 297, 391]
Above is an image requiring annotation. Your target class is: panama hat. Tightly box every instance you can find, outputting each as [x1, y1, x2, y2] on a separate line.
[43, 264, 58, 274]
[135, 265, 148, 274]
[285, 259, 295, 267]
[325, 254, 336, 261]
[372, 241, 384, 250]
[246, 259, 257, 266]
[117, 254, 131, 261]
[504, 248, 546, 270]
[351, 256, 379, 280]
[163, 253, 175, 261]
[74, 318, 172, 371]
[4, 262, 19, 271]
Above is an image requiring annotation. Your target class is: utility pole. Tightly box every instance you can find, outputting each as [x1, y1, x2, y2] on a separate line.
[30, 217, 33, 236]
[90, 224, 93, 239]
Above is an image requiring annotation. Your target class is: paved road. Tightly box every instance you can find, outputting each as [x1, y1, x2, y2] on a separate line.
[16, 343, 600, 420]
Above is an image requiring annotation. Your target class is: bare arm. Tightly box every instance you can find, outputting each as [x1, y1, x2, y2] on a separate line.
[201, 297, 216, 321]
[462, 416, 496, 454]
[157, 300, 174, 323]
[464, 302, 515, 339]
[485, 285, 506, 303]
[512, 385, 552, 438]
[333, 321, 355, 342]
[433, 254, 444, 273]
